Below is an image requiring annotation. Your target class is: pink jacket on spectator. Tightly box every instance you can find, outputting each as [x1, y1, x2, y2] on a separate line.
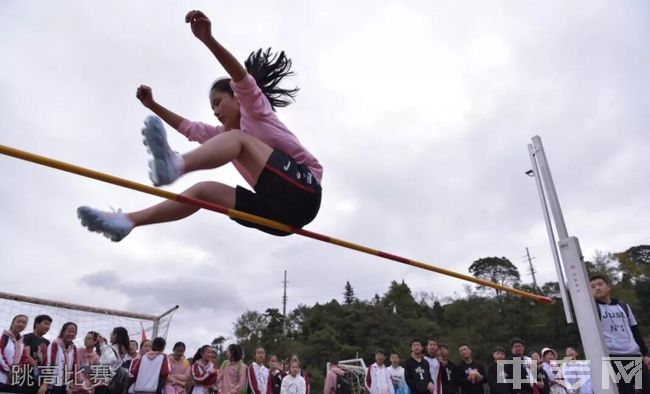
[168, 355, 190, 394]
[323, 366, 345, 394]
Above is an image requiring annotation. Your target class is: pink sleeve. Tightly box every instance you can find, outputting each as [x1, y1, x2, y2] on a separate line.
[177, 119, 224, 143]
[239, 364, 248, 391]
[230, 74, 272, 117]
[217, 365, 225, 392]
[0, 335, 10, 372]
[365, 367, 372, 392]
[323, 372, 333, 394]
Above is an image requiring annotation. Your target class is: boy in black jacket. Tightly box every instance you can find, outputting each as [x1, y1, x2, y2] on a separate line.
[487, 347, 511, 394]
[503, 338, 533, 394]
[405, 339, 434, 394]
[453, 344, 486, 394]
[439, 344, 458, 394]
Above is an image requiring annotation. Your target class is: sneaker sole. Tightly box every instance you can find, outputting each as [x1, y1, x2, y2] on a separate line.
[142, 116, 175, 186]
[77, 207, 128, 242]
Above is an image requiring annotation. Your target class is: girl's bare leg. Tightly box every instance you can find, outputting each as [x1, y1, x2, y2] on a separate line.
[78, 127, 275, 241]
[131, 129, 273, 226]
[181, 129, 273, 181]
[127, 181, 236, 226]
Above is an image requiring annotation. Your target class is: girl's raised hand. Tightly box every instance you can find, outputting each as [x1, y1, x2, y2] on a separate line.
[136, 85, 155, 108]
[185, 10, 212, 42]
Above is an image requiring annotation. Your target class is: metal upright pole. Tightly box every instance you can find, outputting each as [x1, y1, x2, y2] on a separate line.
[528, 144, 573, 323]
[529, 136, 614, 394]
[530, 137, 569, 239]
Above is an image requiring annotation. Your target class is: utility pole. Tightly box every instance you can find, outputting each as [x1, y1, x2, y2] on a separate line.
[523, 247, 539, 291]
[282, 270, 288, 334]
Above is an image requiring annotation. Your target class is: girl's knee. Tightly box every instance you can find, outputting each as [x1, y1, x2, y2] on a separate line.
[226, 129, 245, 140]
[183, 181, 236, 208]
[186, 181, 216, 197]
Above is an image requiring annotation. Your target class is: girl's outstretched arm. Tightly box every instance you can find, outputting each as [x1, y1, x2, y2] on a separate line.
[136, 84, 223, 143]
[185, 10, 246, 83]
[136, 85, 184, 129]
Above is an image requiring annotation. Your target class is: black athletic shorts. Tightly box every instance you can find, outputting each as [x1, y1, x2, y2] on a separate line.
[234, 149, 322, 236]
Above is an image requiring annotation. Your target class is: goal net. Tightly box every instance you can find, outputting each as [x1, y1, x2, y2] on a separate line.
[0, 291, 178, 346]
[327, 358, 367, 394]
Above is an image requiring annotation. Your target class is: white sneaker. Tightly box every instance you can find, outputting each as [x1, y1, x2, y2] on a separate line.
[77, 206, 134, 242]
[141, 116, 184, 186]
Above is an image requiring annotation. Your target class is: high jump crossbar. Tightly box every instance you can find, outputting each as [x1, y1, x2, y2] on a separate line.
[0, 144, 552, 304]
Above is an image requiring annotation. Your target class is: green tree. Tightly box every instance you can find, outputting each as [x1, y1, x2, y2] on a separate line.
[343, 281, 356, 305]
[382, 280, 420, 318]
[260, 308, 286, 350]
[541, 281, 560, 298]
[615, 245, 650, 283]
[211, 335, 226, 359]
[234, 310, 266, 357]
[634, 280, 650, 326]
[585, 250, 620, 284]
[286, 304, 309, 338]
[468, 257, 521, 296]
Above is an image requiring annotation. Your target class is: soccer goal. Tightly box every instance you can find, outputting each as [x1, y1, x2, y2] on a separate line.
[0, 291, 178, 345]
[326, 358, 367, 394]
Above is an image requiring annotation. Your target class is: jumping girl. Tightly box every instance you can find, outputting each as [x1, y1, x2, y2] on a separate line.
[77, 10, 322, 241]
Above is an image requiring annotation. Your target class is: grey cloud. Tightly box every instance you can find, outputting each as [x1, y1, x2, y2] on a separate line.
[78, 270, 244, 314]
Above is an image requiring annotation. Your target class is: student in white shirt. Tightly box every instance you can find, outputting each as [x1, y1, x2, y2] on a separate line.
[247, 347, 269, 394]
[281, 361, 306, 394]
[365, 351, 395, 394]
[389, 353, 407, 394]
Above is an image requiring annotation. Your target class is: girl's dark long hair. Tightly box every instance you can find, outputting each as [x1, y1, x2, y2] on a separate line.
[212, 48, 299, 111]
[192, 344, 212, 365]
[88, 331, 101, 354]
[58, 322, 77, 339]
[227, 343, 243, 362]
[112, 327, 130, 356]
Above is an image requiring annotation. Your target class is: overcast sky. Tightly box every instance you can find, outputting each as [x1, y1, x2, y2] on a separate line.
[1, 1, 649, 356]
